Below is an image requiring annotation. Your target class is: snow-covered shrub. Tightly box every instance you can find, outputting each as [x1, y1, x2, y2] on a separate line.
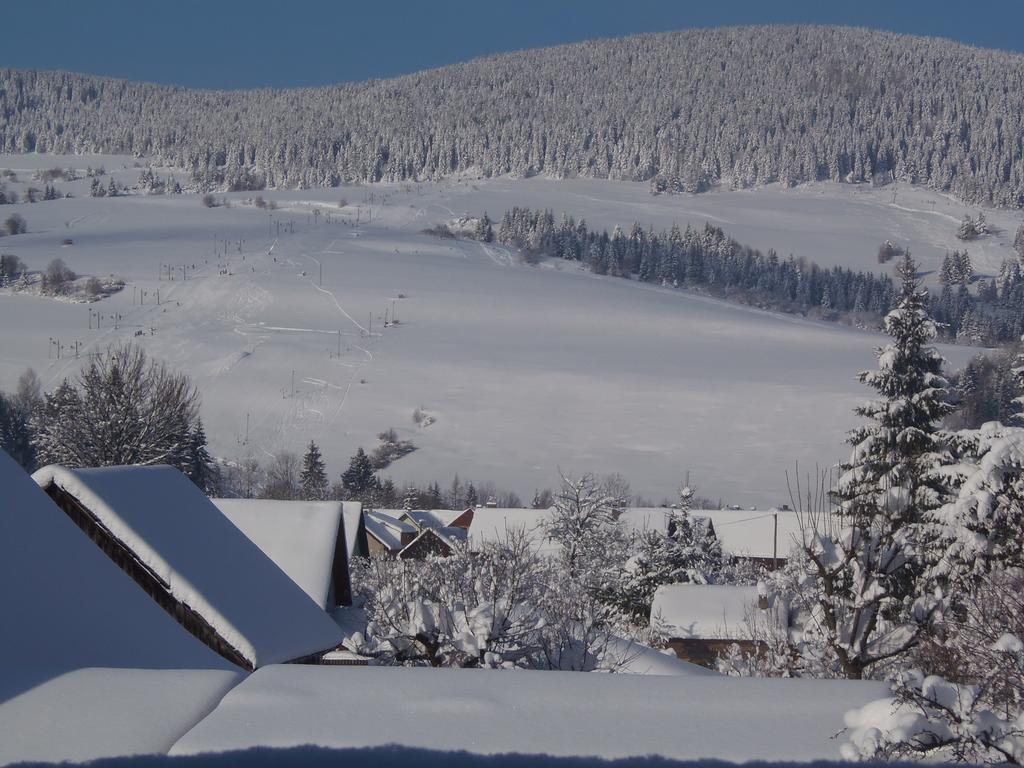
[606, 487, 724, 622]
[844, 571, 1024, 764]
[370, 428, 416, 469]
[933, 422, 1024, 576]
[352, 531, 552, 668]
[714, 587, 797, 678]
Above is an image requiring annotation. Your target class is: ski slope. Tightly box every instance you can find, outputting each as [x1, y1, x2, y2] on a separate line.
[0, 154, 984, 504]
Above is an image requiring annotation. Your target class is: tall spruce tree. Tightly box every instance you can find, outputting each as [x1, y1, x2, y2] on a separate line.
[341, 446, 376, 498]
[184, 419, 219, 495]
[803, 253, 954, 678]
[300, 440, 328, 501]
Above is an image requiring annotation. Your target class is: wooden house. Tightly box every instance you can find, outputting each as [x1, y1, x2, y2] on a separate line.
[32, 464, 344, 671]
[363, 510, 419, 556]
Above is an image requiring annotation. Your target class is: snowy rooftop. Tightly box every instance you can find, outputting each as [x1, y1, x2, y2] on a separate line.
[32, 464, 343, 669]
[467, 507, 557, 553]
[651, 584, 787, 641]
[0, 668, 239, 766]
[0, 451, 237, 679]
[398, 508, 469, 529]
[620, 508, 806, 560]
[364, 509, 418, 551]
[171, 665, 887, 762]
[0, 450, 242, 766]
[213, 498, 356, 610]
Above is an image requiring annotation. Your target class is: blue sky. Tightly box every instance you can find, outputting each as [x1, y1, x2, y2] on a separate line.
[4, 0, 1023, 89]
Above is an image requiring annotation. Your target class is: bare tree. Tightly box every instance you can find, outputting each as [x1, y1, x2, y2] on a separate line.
[261, 450, 300, 499]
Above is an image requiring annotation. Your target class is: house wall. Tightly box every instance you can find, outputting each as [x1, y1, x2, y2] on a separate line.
[664, 638, 761, 669]
[366, 534, 393, 557]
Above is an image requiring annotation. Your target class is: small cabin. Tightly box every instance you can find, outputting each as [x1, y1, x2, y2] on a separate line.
[363, 510, 420, 556]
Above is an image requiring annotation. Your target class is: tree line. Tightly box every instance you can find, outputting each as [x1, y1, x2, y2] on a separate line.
[490, 206, 1024, 345]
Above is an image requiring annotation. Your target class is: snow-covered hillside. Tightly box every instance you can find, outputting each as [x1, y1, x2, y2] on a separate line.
[0, 155, 980, 503]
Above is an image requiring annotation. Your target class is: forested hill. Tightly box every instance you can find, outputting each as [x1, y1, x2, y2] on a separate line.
[3, 25, 1024, 205]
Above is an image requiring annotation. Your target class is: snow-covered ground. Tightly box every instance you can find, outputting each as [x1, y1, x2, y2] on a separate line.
[0, 154, 983, 503]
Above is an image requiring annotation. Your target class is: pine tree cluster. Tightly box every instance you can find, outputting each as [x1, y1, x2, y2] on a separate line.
[494, 206, 1024, 345]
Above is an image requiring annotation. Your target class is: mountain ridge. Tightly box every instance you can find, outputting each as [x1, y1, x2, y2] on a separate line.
[2, 25, 1023, 206]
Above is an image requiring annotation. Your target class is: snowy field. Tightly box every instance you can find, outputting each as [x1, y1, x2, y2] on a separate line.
[0, 154, 985, 503]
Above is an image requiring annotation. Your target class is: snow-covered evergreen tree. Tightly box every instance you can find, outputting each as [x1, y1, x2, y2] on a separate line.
[341, 446, 376, 499]
[402, 483, 417, 511]
[611, 486, 724, 622]
[801, 253, 954, 678]
[184, 418, 219, 495]
[299, 440, 328, 501]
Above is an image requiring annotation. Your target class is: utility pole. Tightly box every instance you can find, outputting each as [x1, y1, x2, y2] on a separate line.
[772, 512, 778, 571]
[319, 262, 322, 286]
[291, 369, 295, 397]
[337, 330, 341, 358]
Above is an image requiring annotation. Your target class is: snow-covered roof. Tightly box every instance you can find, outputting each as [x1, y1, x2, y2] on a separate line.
[213, 498, 357, 610]
[699, 509, 805, 560]
[170, 665, 888, 762]
[467, 507, 557, 553]
[32, 464, 343, 669]
[0, 451, 238, 677]
[0, 667, 239, 766]
[401, 508, 472, 530]
[363, 509, 417, 551]
[651, 584, 787, 641]
[620, 507, 805, 560]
